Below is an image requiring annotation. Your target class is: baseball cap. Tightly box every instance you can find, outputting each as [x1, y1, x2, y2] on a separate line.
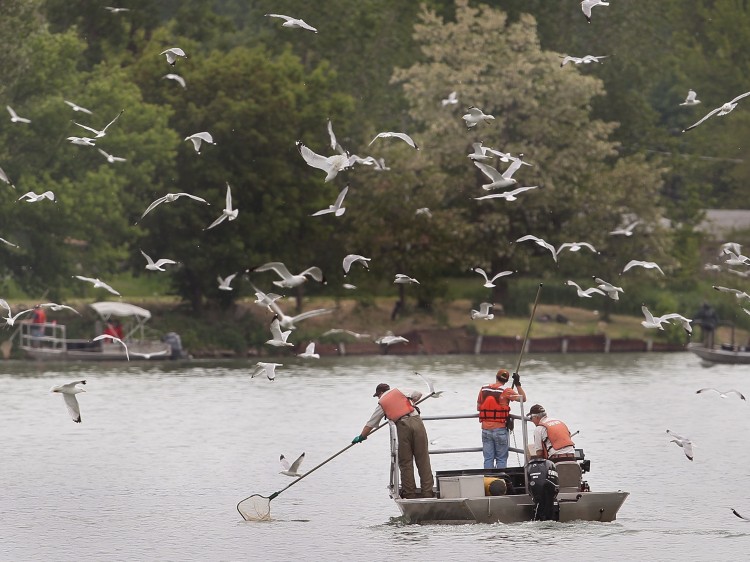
[373, 383, 390, 397]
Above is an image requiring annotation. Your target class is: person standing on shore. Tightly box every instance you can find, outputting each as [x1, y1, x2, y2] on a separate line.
[477, 369, 526, 469]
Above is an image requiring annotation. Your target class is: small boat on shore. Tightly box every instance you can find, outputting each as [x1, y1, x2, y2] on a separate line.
[389, 412, 628, 524]
[18, 302, 183, 361]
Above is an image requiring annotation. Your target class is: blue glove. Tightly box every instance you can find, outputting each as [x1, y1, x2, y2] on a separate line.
[352, 435, 367, 444]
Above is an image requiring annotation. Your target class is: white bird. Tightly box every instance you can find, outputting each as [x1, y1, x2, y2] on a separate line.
[0, 237, 18, 248]
[130, 349, 171, 360]
[185, 131, 215, 153]
[704, 264, 722, 272]
[322, 328, 371, 339]
[64, 100, 93, 114]
[296, 140, 350, 182]
[74, 275, 120, 296]
[471, 302, 494, 320]
[160, 47, 186, 65]
[441, 91, 458, 106]
[162, 73, 186, 88]
[581, 0, 609, 23]
[666, 429, 694, 461]
[104, 6, 130, 13]
[97, 148, 126, 163]
[137, 192, 209, 223]
[342, 283, 357, 290]
[712, 285, 750, 300]
[205, 183, 238, 230]
[266, 317, 294, 347]
[680, 90, 701, 107]
[557, 241, 599, 255]
[266, 300, 333, 331]
[474, 158, 528, 190]
[0, 165, 15, 188]
[641, 305, 692, 334]
[251, 361, 282, 381]
[622, 260, 665, 275]
[683, 90, 750, 132]
[593, 277, 624, 300]
[265, 13, 318, 33]
[298, 342, 320, 359]
[92, 334, 130, 360]
[74, 109, 124, 138]
[50, 380, 86, 423]
[279, 452, 306, 477]
[722, 249, 750, 266]
[217, 272, 238, 291]
[462, 106, 495, 128]
[368, 131, 419, 150]
[18, 191, 55, 202]
[474, 185, 539, 201]
[566, 280, 606, 298]
[251, 262, 325, 288]
[471, 267, 514, 288]
[394, 273, 419, 285]
[312, 185, 348, 217]
[415, 372, 444, 398]
[343, 254, 370, 275]
[696, 388, 746, 401]
[609, 220, 640, 236]
[415, 207, 432, 217]
[515, 235, 558, 262]
[6, 105, 30, 124]
[467, 141, 491, 161]
[326, 120, 346, 154]
[252, 286, 284, 309]
[67, 136, 96, 146]
[37, 302, 80, 314]
[375, 333, 409, 345]
[0, 303, 34, 326]
[141, 249, 176, 272]
[560, 54, 607, 67]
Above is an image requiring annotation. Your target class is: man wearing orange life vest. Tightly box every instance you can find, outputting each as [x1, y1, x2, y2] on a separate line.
[352, 383, 434, 499]
[529, 404, 576, 462]
[477, 369, 526, 469]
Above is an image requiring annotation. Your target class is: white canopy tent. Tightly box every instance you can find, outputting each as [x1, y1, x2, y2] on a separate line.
[89, 302, 153, 341]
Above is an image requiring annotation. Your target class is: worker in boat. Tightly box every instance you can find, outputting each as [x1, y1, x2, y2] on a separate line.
[692, 301, 718, 347]
[352, 383, 435, 499]
[102, 320, 119, 343]
[30, 304, 47, 347]
[477, 369, 526, 469]
[529, 404, 576, 463]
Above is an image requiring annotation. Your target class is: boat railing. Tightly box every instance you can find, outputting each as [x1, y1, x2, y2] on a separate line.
[19, 321, 67, 353]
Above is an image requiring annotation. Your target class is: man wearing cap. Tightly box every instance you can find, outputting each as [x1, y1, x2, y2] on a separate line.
[529, 404, 576, 462]
[352, 383, 434, 499]
[477, 369, 526, 469]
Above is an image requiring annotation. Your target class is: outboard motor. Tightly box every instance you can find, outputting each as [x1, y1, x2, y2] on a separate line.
[162, 332, 184, 360]
[527, 458, 560, 521]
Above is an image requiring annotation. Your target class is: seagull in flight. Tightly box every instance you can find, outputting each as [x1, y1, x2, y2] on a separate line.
[442, 91, 458, 106]
[666, 429, 694, 461]
[462, 106, 494, 128]
[18, 191, 55, 202]
[557, 241, 599, 255]
[713, 285, 750, 300]
[471, 267, 514, 288]
[474, 157, 529, 190]
[266, 299, 332, 331]
[415, 207, 432, 217]
[683, 90, 750, 132]
[593, 277, 624, 300]
[97, 148, 126, 163]
[67, 136, 96, 146]
[279, 452, 306, 477]
[696, 388, 746, 400]
[93, 334, 130, 360]
[64, 100, 93, 114]
[680, 90, 701, 107]
[298, 342, 320, 359]
[104, 6, 130, 13]
[609, 220, 640, 236]
[0, 165, 15, 189]
[217, 272, 238, 291]
[73, 275, 121, 296]
[312, 185, 348, 217]
[368, 131, 419, 150]
[38, 302, 80, 314]
[50, 380, 86, 423]
[141, 250, 176, 272]
[641, 305, 692, 334]
[322, 328, 371, 339]
[266, 317, 294, 347]
[0, 237, 18, 248]
[6, 105, 30, 124]
[74, 109, 124, 138]
[471, 302, 495, 320]
[185, 132, 215, 153]
[162, 73, 186, 88]
[251, 285, 284, 309]
[560, 55, 607, 67]
[250, 262, 325, 288]
[415, 371, 445, 398]
[251, 361, 282, 381]
[375, 332, 409, 345]
[265, 13, 318, 33]
[343, 254, 371, 275]
[205, 183, 238, 230]
[0, 300, 34, 326]
[566, 280, 605, 298]
[515, 235, 558, 262]
[137, 192, 209, 223]
[622, 260, 665, 275]
[468, 142, 492, 161]
[581, 0, 609, 23]
[394, 274, 419, 285]
[474, 185, 539, 201]
[296, 140, 350, 182]
[160, 47, 186, 66]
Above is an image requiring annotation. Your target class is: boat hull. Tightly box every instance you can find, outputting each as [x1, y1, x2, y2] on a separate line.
[23, 341, 173, 361]
[395, 491, 629, 524]
[687, 342, 750, 364]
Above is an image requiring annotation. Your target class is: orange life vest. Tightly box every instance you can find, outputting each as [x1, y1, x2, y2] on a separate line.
[540, 418, 574, 456]
[477, 384, 511, 424]
[378, 388, 415, 421]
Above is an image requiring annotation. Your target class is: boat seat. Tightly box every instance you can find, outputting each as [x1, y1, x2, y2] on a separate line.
[555, 461, 582, 493]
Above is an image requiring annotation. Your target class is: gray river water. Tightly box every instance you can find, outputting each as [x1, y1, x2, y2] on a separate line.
[1, 352, 749, 561]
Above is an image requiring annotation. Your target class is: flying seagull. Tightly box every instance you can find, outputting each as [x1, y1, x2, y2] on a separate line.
[641, 305, 692, 334]
[64, 100, 93, 114]
[97, 148, 126, 163]
[37, 302, 80, 315]
[474, 185, 539, 201]
[609, 220, 640, 236]
[266, 317, 294, 347]
[322, 329, 371, 339]
[205, 183, 238, 230]
[160, 47, 186, 66]
[474, 158, 529, 190]
[593, 277, 624, 300]
[375, 332, 409, 345]
[312, 185, 349, 217]
[251, 361, 282, 381]
[279, 452, 306, 477]
[680, 90, 701, 107]
[74, 109, 124, 138]
[560, 54, 607, 67]
[18, 191, 55, 203]
[137, 192, 209, 223]
[0, 165, 15, 188]
[185, 132, 215, 153]
[50, 380, 86, 423]
[6, 105, 30, 124]
[471, 302, 494, 320]
[67, 136, 96, 146]
[557, 241, 599, 255]
[0, 237, 18, 248]
[162, 73, 186, 88]
[250, 262, 325, 288]
[343, 254, 371, 275]
[683, 90, 750, 132]
[441, 91, 458, 106]
[141, 249, 176, 272]
[73, 275, 121, 296]
[297, 342, 320, 359]
[368, 131, 419, 150]
[296, 140, 350, 182]
[696, 388, 746, 400]
[666, 429, 694, 461]
[394, 274, 419, 285]
[265, 13, 318, 33]
[471, 267, 514, 288]
[266, 300, 332, 331]
[622, 260, 665, 275]
[93, 334, 130, 360]
[217, 272, 238, 291]
[713, 285, 750, 300]
[515, 234, 558, 263]
[415, 371, 444, 398]
[566, 280, 606, 299]
[462, 106, 495, 128]
[251, 285, 284, 310]
[104, 6, 130, 13]
[581, 0, 609, 23]
[0, 301, 34, 326]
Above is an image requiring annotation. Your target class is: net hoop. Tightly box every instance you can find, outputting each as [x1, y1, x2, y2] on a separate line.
[237, 494, 272, 521]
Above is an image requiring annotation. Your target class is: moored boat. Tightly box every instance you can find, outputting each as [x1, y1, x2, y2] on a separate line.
[687, 341, 750, 365]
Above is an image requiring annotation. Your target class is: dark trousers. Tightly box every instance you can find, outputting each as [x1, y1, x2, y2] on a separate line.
[396, 415, 434, 498]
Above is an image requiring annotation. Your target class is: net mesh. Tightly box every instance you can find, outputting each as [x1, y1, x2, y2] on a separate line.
[237, 494, 272, 521]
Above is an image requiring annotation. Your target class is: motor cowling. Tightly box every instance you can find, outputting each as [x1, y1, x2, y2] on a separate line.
[527, 459, 560, 521]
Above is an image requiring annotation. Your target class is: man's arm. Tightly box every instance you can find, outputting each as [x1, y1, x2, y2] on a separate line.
[533, 426, 545, 457]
